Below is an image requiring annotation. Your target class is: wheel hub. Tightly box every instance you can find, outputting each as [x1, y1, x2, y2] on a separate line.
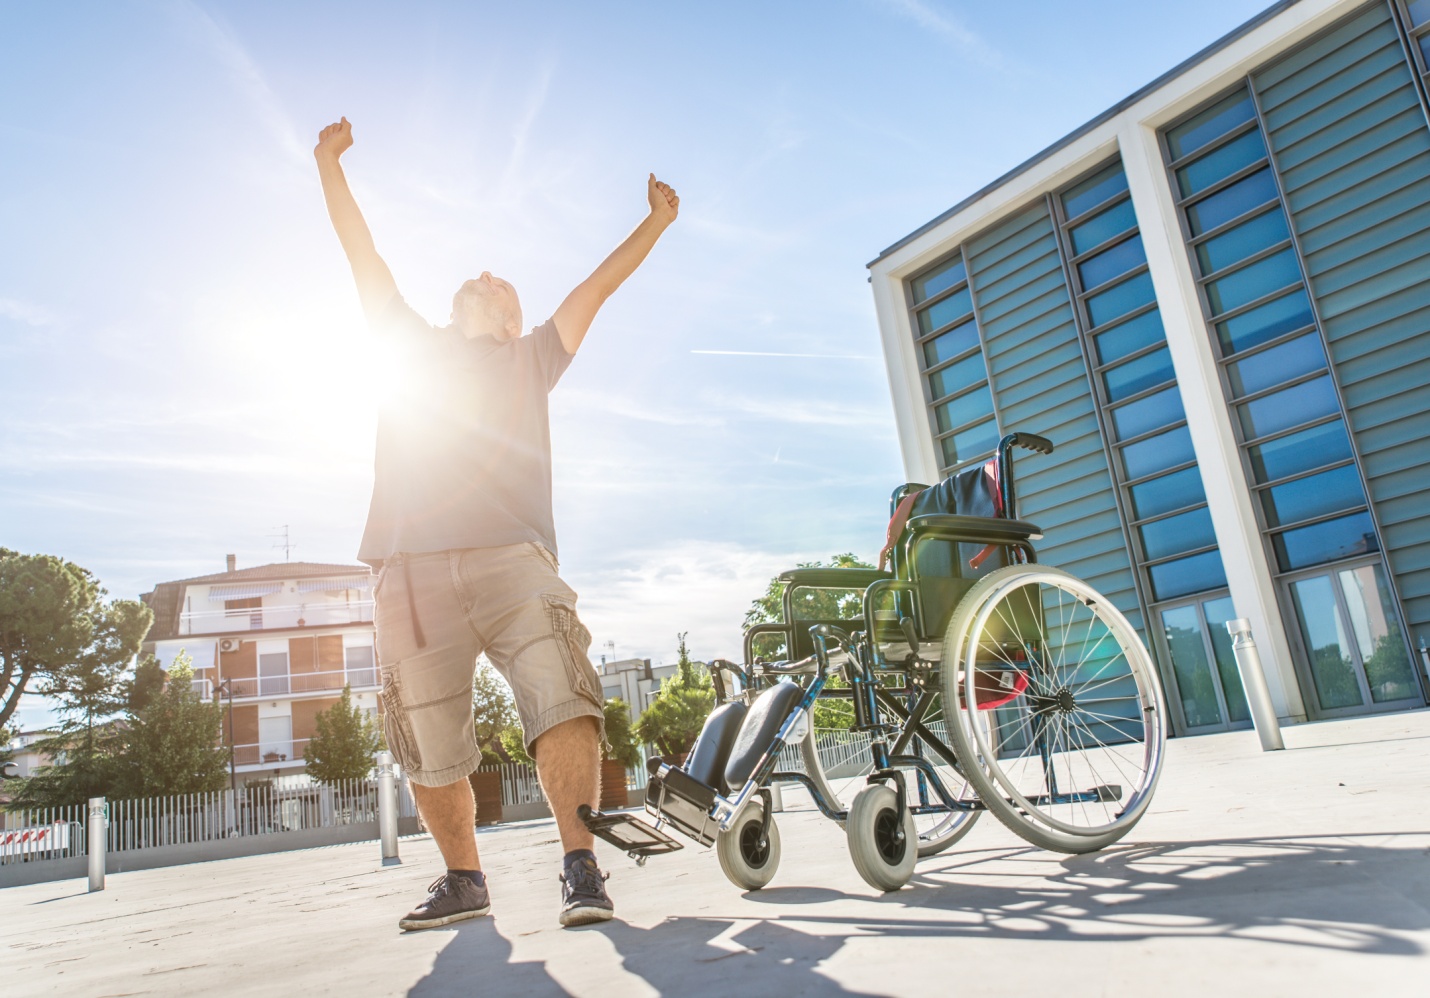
[1029, 686, 1078, 716]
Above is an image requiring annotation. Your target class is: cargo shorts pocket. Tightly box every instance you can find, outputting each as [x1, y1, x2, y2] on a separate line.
[380, 670, 422, 770]
[542, 595, 603, 709]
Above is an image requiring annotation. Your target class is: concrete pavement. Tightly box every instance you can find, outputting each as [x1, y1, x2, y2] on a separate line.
[3, 709, 1429, 997]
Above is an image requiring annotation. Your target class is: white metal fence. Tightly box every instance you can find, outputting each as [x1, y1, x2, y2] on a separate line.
[0, 777, 418, 867]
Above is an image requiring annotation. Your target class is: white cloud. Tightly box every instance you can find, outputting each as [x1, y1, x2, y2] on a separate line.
[871, 0, 1006, 68]
[0, 297, 59, 327]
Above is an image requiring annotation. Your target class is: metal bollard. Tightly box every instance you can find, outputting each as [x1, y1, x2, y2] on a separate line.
[1226, 619, 1284, 752]
[375, 751, 400, 865]
[768, 782, 784, 813]
[87, 797, 106, 892]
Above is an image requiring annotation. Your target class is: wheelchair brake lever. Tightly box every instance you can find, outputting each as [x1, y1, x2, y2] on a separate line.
[899, 617, 920, 656]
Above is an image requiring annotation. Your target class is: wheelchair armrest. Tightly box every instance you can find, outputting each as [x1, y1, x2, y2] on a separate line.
[777, 567, 894, 588]
[905, 514, 1043, 542]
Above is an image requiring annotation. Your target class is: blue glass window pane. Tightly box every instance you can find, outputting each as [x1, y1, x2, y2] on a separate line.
[1202, 596, 1250, 723]
[1062, 164, 1129, 219]
[1290, 576, 1363, 709]
[1226, 332, 1326, 397]
[1111, 385, 1183, 439]
[923, 320, 980, 367]
[933, 386, 994, 434]
[1419, 32, 1430, 63]
[941, 419, 1000, 467]
[1161, 604, 1224, 728]
[1129, 466, 1205, 520]
[928, 352, 987, 401]
[1239, 375, 1338, 439]
[1070, 198, 1137, 255]
[916, 285, 973, 335]
[1205, 248, 1301, 315]
[1122, 424, 1194, 479]
[1086, 271, 1155, 327]
[911, 257, 966, 304]
[1177, 128, 1267, 197]
[1186, 169, 1279, 237]
[1409, 0, 1430, 24]
[1079, 234, 1146, 289]
[1141, 505, 1217, 560]
[1196, 209, 1289, 274]
[1274, 511, 1378, 571]
[1261, 464, 1365, 527]
[1104, 346, 1174, 402]
[1247, 420, 1353, 482]
[1094, 310, 1165, 365]
[1215, 289, 1314, 355]
[1166, 91, 1256, 160]
[1149, 550, 1228, 601]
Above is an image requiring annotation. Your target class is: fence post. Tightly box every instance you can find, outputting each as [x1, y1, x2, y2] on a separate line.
[375, 751, 400, 865]
[1226, 618, 1284, 752]
[87, 797, 106, 892]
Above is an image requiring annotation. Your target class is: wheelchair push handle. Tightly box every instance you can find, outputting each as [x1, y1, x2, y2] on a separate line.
[1003, 432, 1054, 456]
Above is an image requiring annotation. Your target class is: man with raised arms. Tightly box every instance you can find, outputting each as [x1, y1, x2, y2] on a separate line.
[314, 116, 678, 929]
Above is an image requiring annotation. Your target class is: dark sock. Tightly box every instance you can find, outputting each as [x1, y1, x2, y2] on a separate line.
[448, 868, 485, 887]
[563, 849, 597, 869]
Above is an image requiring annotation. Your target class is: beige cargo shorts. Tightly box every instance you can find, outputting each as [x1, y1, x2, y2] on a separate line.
[373, 542, 605, 788]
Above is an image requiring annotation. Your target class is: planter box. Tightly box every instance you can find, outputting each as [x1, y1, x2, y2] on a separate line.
[468, 769, 503, 826]
[599, 759, 629, 810]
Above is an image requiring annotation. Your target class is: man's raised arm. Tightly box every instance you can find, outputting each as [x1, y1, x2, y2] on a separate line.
[315, 117, 399, 323]
[552, 174, 679, 355]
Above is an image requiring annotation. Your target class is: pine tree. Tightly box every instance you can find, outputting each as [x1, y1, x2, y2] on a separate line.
[112, 653, 229, 798]
[302, 684, 382, 784]
[634, 634, 715, 759]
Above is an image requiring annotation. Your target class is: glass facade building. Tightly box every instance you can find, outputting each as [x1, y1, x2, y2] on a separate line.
[873, 0, 1430, 735]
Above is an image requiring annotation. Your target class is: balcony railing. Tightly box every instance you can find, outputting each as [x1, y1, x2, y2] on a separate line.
[204, 667, 380, 701]
[179, 601, 374, 636]
[233, 738, 311, 768]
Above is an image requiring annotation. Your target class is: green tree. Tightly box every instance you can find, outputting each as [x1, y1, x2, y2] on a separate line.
[602, 698, 642, 769]
[498, 724, 534, 767]
[4, 564, 153, 809]
[744, 554, 874, 729]
[634, 634, 715, 759]
[1, 548, 148, 732]
[112, 654, 230, 797]
[473, 660, 517, 765]
[302, 683, 382, 784]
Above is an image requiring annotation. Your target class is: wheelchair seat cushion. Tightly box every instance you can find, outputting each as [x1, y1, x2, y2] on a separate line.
[723, 681, 805, 790]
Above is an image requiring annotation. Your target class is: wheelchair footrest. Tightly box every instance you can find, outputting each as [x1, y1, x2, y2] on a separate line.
[577, 805, 684, 862]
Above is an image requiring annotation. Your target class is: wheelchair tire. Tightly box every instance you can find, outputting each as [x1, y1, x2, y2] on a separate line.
[941, 565, 1167, 854]
[847, 783, 918, 892]
[716, 798, 780, 891]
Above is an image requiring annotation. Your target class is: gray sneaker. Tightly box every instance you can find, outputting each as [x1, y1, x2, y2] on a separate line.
[559, 855, 615, 927]
[399, 874, 491, 931]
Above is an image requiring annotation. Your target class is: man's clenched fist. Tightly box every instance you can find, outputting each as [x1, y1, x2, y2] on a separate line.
[648, 174, 679, 226]
[315, 117, 354, 161]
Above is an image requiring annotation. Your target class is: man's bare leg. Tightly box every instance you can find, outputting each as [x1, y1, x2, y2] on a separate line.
[533, 716, 601, 852]
[410, 780, 481, 870]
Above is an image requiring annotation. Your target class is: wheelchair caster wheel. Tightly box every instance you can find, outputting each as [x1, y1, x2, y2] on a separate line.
[847, 783, 917, 892]
[717, 798, 780, 891]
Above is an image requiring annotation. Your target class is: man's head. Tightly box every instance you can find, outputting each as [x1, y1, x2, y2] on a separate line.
[451, 273, 523, 341]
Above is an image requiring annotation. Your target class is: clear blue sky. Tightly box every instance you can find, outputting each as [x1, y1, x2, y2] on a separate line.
[1, 0, 1271, 726]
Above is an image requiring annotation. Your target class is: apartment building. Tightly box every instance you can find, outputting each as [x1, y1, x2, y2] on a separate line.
[868, 0, 1430, 736]
[141, 556, 377, 783]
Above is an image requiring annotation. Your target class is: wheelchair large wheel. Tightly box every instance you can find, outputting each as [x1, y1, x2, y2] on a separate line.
[717, 798, 781, 891]
[846, 783, 918, 891]
[942, 565, 1166, 854]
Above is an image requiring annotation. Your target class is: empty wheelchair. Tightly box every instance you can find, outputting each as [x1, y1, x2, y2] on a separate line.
[582, 431, 1167, 892]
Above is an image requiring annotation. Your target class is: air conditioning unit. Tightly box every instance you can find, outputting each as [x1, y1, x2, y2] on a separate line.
[219, 638, 241, 654]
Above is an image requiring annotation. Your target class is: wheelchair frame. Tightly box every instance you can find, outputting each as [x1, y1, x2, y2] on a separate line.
[584, 431, 1167, 891]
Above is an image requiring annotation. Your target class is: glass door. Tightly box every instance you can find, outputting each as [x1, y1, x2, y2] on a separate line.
[1285, 560, 1419, 715]
[1156, 594, 1251, 732]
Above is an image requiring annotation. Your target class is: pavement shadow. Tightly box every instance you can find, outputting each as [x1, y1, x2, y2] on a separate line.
[408, 834, 1428, 996]
[407, 916, 568, 997]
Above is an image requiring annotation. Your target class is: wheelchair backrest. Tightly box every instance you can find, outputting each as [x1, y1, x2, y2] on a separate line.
[893, 459, 1013, 641]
